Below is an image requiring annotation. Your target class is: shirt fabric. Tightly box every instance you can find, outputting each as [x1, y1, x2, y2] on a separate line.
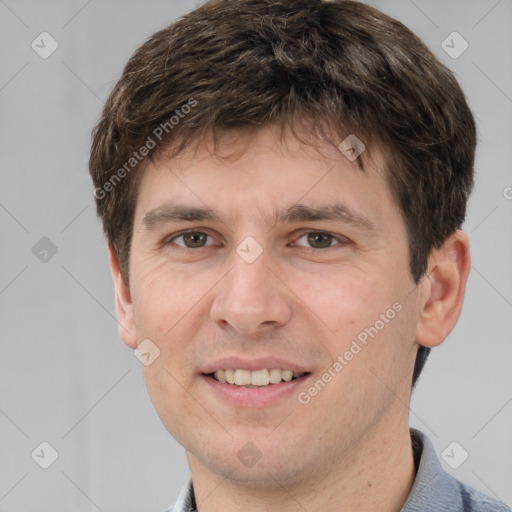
[164, 429, 511, 512]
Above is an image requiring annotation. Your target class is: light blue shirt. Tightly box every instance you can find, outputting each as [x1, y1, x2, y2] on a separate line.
[164, 429, 511, 511]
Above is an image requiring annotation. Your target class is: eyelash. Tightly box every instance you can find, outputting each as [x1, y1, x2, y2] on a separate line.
[166, 229, 349, 250]
[293, 231, 349, 249]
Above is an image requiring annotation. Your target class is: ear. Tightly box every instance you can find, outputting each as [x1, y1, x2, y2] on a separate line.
[108, 244, 138, 349]
[415, 230, 471, 348]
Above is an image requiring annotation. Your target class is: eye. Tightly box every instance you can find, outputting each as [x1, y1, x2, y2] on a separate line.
[169, 231, 217, 248]
[293, 231, 347, 249]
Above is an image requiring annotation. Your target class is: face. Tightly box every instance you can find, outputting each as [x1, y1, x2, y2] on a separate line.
[117, 125, 427, 487]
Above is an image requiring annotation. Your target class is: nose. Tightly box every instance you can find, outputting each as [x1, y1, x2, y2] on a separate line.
[210, 249, 293, 335]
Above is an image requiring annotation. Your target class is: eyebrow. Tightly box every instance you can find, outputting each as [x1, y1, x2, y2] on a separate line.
[141, 202, 377, 233]
[141, 204, 221, 229]
[275, 203, 377, 233]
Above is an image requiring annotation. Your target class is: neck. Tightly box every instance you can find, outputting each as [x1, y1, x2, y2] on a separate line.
[187, 415, 416, 512]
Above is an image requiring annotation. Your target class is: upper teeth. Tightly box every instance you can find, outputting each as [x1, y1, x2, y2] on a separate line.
[213, 369, 305, 386]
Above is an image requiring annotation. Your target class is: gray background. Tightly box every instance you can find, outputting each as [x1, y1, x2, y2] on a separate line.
[0, 0, 511, 510]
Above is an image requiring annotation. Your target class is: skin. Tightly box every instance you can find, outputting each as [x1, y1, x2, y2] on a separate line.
[109, 124, 470, 512]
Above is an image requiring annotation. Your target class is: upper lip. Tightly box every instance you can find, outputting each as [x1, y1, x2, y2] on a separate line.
[201, 356, 310, 374]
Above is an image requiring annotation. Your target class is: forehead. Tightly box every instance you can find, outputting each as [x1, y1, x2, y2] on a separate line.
[134, 124, 400, 230]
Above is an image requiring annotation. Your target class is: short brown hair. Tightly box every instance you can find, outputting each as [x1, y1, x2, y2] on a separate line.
[89, 0, 477, 386]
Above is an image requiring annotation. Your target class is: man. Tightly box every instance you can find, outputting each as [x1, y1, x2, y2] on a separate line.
[89, 0, 510, 510]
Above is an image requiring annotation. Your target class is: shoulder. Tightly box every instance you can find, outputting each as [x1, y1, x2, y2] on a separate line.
[455, 479, 511, 512]
[402, 430, 511, 512]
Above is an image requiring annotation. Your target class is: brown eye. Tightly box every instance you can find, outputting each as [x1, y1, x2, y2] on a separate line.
[294, 232, 347, 249]
[171, 231, 214, 248]
[307, 232, 334, 248]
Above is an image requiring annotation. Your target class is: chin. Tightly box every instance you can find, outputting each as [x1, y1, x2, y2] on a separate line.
[185, 431, 315, 488]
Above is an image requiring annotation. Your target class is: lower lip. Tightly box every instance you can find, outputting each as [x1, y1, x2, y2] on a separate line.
[201, 374, 311, 408]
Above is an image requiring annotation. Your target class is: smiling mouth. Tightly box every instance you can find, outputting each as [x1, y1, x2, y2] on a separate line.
[206, 368, 310, 388]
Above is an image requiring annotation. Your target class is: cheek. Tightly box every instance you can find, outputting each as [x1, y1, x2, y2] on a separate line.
[131, 258, 212, 338]
[133, 262, 208, 436]
[130, 259, 221, 400]
[300, 269, 392, 340]
[302, 267, 415, 385]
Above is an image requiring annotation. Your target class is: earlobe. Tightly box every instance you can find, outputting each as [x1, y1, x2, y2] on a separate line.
[415, 230, 471, 348]
[108, 245, 138, 349]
